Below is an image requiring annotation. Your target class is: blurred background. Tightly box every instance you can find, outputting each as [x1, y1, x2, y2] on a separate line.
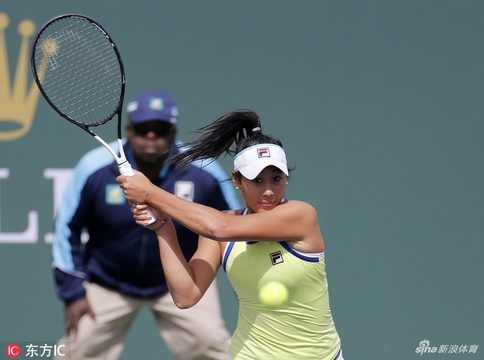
[1, 1, 483, 359]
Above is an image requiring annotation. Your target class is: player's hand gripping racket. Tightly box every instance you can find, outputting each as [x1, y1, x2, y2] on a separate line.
[31, 14, 155, 224]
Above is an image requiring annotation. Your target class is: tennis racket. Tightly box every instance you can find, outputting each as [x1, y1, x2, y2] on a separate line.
[31, 14, 155, 223]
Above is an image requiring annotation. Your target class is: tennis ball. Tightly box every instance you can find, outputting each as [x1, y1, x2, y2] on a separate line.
[258, 281, 288, 308]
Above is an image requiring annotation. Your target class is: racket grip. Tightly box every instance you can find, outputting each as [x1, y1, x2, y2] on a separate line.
[118, 163, 156, 225]
[144, 210, 157, 225]
[119, 162, 134, 176]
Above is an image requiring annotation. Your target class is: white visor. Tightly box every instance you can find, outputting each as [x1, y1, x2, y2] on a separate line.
[234, 144, 288, 180]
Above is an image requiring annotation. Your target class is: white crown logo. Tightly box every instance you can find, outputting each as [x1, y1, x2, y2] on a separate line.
[0, 12, 41, 141]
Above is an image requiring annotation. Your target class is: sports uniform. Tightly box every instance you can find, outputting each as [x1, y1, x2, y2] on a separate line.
[222, 208, 342, 360]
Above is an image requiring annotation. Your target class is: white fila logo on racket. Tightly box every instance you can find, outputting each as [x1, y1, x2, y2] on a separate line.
[270, 251, 284, 265]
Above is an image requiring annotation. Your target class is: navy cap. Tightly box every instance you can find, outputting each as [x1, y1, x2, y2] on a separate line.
[126, 90, 178, 125]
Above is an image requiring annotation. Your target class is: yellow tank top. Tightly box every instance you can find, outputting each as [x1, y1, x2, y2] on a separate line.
[222, 239, 341, 359]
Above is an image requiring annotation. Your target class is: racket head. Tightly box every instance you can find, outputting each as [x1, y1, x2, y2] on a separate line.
[30, 14, 126, 129]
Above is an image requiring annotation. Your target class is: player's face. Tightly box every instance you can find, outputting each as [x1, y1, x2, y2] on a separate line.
[237, 166, 288, 214]
[127, 121, 176, 163]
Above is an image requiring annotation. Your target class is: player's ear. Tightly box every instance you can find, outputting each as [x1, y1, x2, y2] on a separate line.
[232, 172, 241, 189]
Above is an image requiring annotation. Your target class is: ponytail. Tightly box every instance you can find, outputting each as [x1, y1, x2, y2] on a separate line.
[170, 109, 283, 168]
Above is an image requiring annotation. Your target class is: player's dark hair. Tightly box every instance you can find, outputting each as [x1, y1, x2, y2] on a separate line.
[170, 109, 283, 168]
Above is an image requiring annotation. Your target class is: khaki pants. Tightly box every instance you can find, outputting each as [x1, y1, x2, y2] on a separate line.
[56, 281, 231, 360]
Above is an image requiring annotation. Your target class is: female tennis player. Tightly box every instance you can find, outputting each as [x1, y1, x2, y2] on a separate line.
[117, 110, 344, 360]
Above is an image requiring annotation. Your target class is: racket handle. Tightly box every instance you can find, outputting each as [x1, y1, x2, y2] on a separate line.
[118, 162, 156, 225]
[119, 161, 134, 176]
[144, 210, 157, 225]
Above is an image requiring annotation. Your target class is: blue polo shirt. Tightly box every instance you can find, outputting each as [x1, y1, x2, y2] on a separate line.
[52, 140, 239, 303]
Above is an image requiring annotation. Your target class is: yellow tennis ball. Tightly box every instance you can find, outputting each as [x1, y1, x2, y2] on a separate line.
[258, 281, 288, 308]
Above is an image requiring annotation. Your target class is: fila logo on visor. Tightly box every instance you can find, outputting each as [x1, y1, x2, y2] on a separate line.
[257, 147, 270, 158]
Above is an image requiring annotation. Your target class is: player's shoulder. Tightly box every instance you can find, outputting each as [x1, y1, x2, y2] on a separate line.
[280, 199, 318, 216]
[282, 199, 315, 209]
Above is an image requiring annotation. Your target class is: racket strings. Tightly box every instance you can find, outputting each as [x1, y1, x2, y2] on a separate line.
[33, 16, 123, 126]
